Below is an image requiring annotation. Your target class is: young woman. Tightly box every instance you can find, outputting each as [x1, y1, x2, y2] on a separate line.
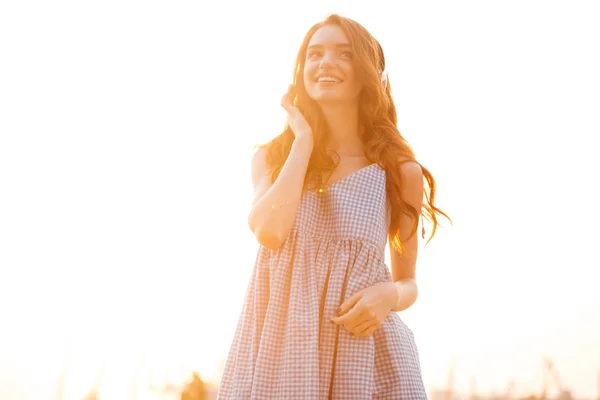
[218, 14, 449, 399]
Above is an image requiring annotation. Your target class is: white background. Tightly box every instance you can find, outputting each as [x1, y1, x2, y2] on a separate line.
[1, 1, 599, 398]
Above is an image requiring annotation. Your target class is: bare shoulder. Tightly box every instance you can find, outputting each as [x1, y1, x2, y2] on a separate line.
[397, 159, 423, 202]
[250, 147, 274, 205]
[251, 147, 270, 185]
[251, 146, 268, 165]
[397, 159, 423, 181]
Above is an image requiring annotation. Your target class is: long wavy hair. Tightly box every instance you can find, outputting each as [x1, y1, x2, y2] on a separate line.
[259, 14, 450, 252]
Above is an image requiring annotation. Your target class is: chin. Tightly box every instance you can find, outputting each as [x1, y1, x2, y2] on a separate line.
[310, 91, 347, 103]
[315, 94, 341, 103]
[310, 88, 361, 104]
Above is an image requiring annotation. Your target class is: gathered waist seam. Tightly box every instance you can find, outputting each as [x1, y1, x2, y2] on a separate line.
[285, 227, 386, 261]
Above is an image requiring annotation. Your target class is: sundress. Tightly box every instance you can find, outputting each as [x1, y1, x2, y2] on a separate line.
[217, 163, 427, 399]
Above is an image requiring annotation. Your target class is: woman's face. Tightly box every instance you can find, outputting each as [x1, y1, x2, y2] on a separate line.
[303, 25, 363, 104]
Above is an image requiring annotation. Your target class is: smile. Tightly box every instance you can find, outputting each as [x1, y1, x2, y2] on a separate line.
[315, 75, 343, 83]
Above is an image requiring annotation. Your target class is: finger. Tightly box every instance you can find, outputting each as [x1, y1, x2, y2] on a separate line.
[355, 323, 379, 337]
[337, 308, 371, 330]
[280, 92, 292, 112]
[280, 85, 296, 111]
[287, 84, 296, 103]
[350, 320, 375, 335]
[345, 311, 373, 330]
[337, 290, 364, 316]
[331, 302, 363, 325]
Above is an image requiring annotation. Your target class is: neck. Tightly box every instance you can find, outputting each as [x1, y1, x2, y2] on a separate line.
[320, 100, 364, 157]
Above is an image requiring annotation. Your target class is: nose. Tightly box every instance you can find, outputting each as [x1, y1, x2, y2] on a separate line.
[319, 51, 335, 70]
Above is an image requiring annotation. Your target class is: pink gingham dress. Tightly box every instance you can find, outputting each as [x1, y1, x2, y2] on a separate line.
[218, 163, 427, 399]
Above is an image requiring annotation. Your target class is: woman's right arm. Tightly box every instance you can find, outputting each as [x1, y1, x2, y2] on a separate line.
[248, 84, 315, 249]
[247, 136, 313, 249]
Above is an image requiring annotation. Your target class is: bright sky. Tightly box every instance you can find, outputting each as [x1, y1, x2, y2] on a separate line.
[1, 1, 599, 399]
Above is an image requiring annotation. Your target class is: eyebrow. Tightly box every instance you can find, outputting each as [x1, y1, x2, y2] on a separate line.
[307, 43, 352, 50]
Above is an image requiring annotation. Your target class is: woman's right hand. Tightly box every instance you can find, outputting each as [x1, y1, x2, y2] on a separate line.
[281, 84, 314, 143]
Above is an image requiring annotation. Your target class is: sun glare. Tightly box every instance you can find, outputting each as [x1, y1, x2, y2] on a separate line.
[1, 1, 599, 399]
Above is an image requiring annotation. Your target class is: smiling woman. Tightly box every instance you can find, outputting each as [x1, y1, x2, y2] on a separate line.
[216, 13, 449, 400]
[303, 29, 363, 102]
[3, 0, 600, 398]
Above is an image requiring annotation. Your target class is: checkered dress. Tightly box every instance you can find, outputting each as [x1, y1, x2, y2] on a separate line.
[218, 163, 427, 399]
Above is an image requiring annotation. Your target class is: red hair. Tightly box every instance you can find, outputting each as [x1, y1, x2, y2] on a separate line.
[259, 14, 450, 251]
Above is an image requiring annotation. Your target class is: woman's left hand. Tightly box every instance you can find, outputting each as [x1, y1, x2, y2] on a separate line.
[330, 282, 397, 337]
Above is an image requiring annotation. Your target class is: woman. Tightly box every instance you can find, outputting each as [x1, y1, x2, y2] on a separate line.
[218, 14, 449, 399]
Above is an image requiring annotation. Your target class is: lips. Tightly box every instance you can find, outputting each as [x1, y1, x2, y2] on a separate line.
[315, 74, 343, 83]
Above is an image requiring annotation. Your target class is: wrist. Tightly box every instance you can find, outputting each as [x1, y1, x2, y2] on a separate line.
[387, 279, 418, 312]
[293, 135, 314, 148]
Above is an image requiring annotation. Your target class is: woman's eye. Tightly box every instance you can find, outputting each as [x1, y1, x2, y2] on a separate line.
[307, 50, 352, 60]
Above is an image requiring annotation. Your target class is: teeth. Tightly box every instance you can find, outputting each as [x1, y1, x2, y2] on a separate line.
[318, 76, 339, 83]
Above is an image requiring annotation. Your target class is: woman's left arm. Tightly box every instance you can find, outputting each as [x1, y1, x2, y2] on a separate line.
[331, 161, 424, 336]
[387, 160, 424, 312]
